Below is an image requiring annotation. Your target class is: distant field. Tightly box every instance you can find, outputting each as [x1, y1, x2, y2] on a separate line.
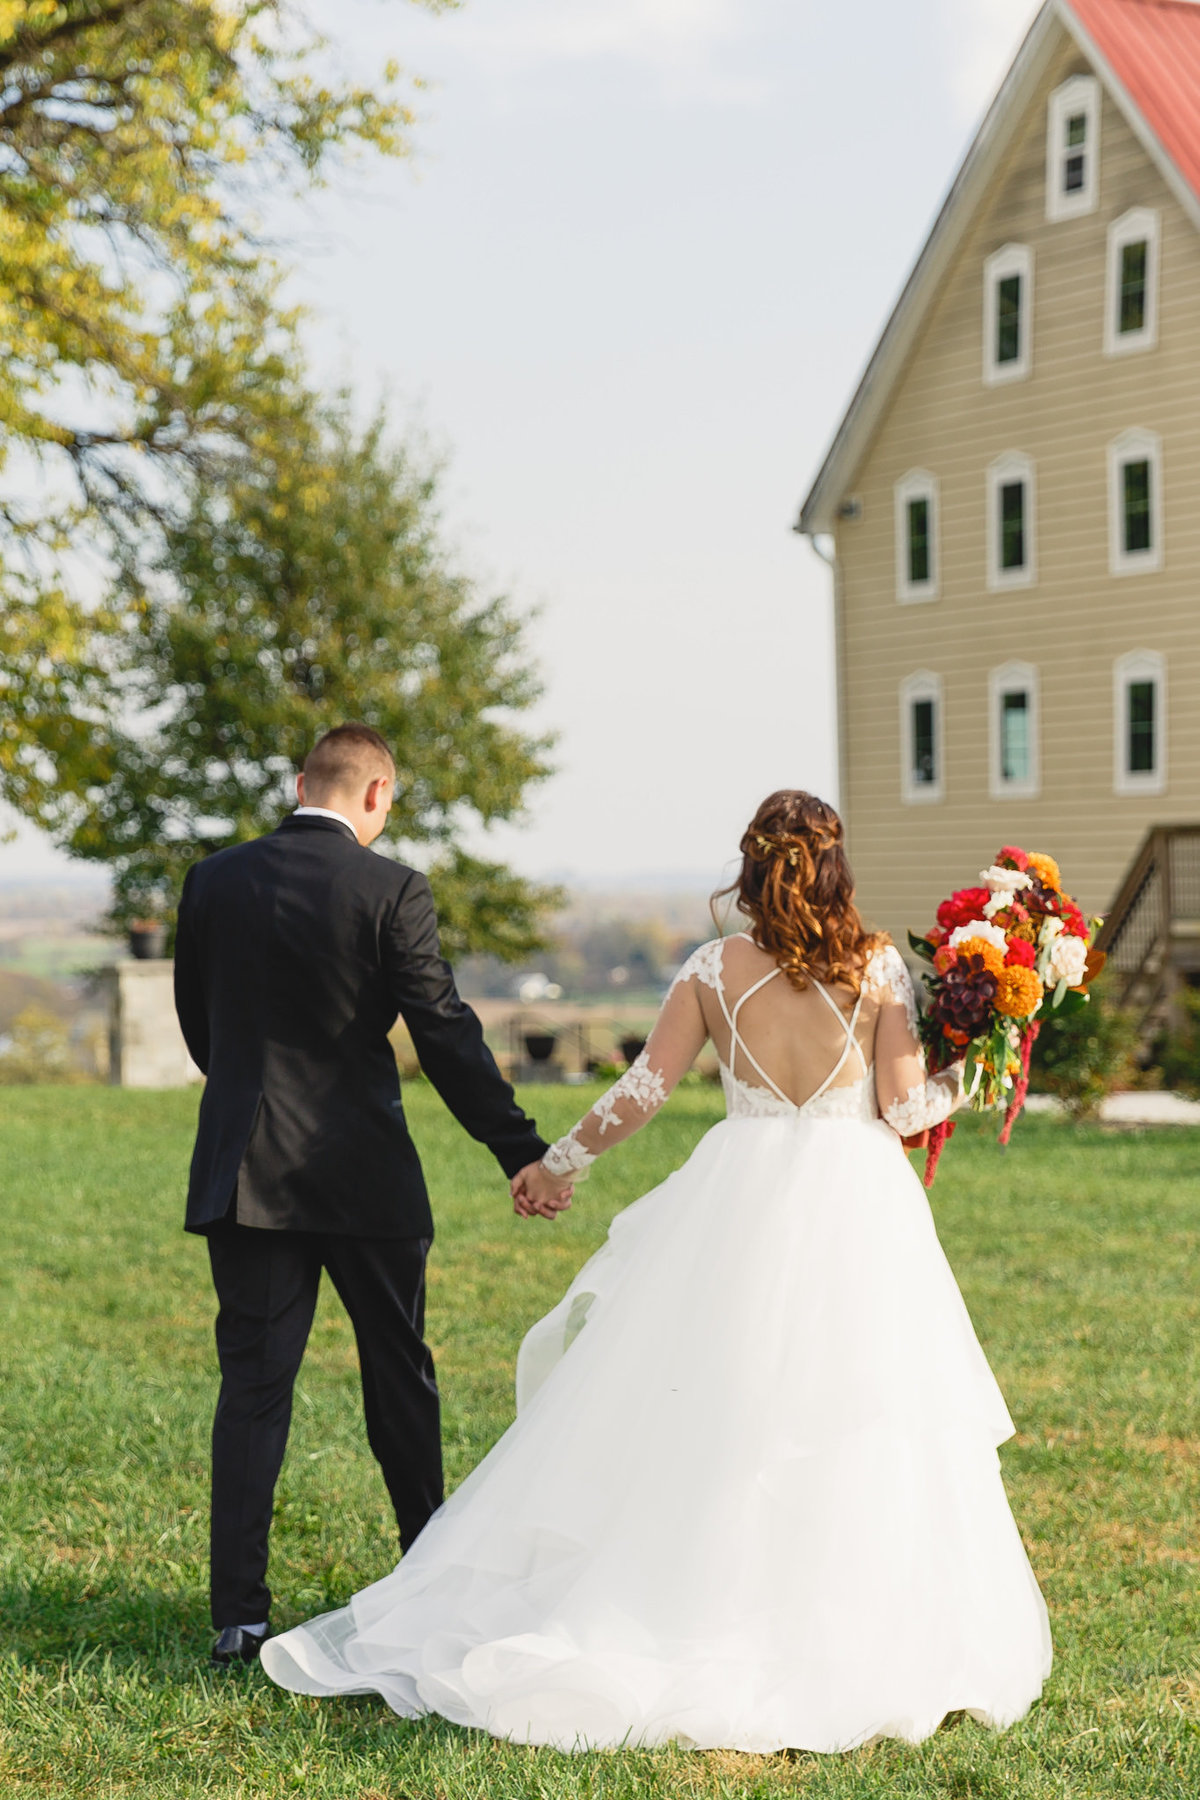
[0, 934, 114, 981]
[0, 1086, 1197, 1798]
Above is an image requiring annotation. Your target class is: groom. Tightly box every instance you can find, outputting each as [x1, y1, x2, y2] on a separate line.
[174, 723, 561, 1667]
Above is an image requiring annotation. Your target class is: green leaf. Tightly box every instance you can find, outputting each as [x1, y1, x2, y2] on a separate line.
[907, 929, 936, 962]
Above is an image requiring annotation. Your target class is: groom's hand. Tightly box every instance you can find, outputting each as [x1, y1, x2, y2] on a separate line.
[512, 1161, 573, 1220]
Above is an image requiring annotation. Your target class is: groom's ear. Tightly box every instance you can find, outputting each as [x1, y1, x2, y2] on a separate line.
[365, 773, 393, 814]
[295, 770, 308, 806]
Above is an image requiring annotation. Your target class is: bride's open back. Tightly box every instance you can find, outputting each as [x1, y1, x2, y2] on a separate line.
[263, 791, 1051, 1754]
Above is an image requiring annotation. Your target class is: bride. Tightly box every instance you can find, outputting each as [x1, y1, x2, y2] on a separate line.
[262, 790, 1052, 1754]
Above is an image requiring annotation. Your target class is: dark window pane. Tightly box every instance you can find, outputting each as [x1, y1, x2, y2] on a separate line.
[1128, 680, 1156, 773]
[1123, 459, 1152, 554]
[1065, 152, 1085, 192]
[996, 274, 1022, 363]
[907, 497, 930, 584]
[912, 699, 936, 785]
[1001, 481, 1026, 570]
[1001, 691, 1030, 783]
[1119, 241, 1147, 335]
[1067, 112, 1087, 147]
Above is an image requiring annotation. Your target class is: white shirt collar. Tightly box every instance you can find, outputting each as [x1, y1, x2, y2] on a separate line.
[293, 805, 359, 840]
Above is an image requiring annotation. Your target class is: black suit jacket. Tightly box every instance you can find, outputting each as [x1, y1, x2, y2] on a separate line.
[173, 815, 547, 1236]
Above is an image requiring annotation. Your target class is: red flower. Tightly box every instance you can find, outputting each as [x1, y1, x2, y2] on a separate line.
[996, 846, 1030, 872]
[927, 925, 949, 949]
[936, 886, 990, 932]
[1005, 938, 1036, 969]
[1062, 902, 1088, 939]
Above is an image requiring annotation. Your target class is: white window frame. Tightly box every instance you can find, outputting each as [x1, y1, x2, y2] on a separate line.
[983, 243, 1034, 385]
[1108, 428, 1163, 576]
[1046, 74, 1100, 222]
[899, 670, 944, 805]
[893, 469, 940, 603]
[1105, 207, 1160, 356]
[988, 661, 1040, 801]
[1113, 650, 1166, 797]
[986, 452, 1037, 591]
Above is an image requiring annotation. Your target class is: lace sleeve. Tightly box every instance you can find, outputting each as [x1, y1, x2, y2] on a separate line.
[542, 943, 717, 1178]
[868, 946, 965, 1138]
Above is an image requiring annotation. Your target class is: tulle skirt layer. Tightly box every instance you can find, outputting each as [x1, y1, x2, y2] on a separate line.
[262, 1116, 1051, 1753]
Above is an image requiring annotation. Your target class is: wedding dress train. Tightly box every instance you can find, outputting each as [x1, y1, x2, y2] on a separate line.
[262, 940, 1051, 1753]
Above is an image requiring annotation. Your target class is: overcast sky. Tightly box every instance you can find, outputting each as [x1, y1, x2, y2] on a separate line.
[1, 0, 1043, 888]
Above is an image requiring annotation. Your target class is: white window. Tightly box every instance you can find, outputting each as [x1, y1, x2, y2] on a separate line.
[899, 671, 943, 805]
[1113, 651, 1166, 796]
[988, 661, 1040, 800]
[987, 452, 1037, 590]
[1108, 428, 1163, 575]
[1046, 75, 1100, 222]
[1105, 208, 1160, 356]
[983, 244, 1033, 385]
[893, 469, 939, 602]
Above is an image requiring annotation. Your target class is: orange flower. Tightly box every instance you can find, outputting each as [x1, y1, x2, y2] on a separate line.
[995, 964, 1043, 1018]
[1027, 852, 1061, 892]
[954, 936, 1005, 979]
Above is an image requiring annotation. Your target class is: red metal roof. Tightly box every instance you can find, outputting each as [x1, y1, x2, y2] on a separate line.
[1066, 0, 1200, 202]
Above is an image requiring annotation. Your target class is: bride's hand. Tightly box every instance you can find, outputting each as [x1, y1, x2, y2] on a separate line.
[512, 1161, 574, 1220]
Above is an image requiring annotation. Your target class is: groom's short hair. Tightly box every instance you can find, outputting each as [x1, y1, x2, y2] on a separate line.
[303, 723, 395, 799]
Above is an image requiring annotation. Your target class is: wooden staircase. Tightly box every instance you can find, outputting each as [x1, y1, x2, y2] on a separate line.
[1095, 825, 1200, 1047]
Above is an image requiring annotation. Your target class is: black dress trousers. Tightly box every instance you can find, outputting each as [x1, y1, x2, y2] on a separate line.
[206, 1220, 443, 1628]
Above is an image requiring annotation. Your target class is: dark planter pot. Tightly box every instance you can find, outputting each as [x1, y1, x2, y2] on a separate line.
[524, 1032, 558, 1064]
[620, 1035, 647, 1065]
[129, 923, 168, 961]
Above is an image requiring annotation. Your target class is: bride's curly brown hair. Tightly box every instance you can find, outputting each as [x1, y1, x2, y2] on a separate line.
[712, 791, 886, 995]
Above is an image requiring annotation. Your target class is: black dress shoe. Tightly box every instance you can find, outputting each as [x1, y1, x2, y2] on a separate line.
[211, 1625, 268, 1667]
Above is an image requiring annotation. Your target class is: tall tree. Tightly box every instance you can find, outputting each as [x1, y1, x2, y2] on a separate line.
[0, 0, 434, 534]
[0, 1, 564, 956]
[7, 400, 560, 959]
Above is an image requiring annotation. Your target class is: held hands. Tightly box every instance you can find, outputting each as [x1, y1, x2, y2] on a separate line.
[512, 1160, 574, 1221]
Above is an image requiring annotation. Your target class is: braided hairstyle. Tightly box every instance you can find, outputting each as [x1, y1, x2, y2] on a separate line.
[712, 791, 885, 995]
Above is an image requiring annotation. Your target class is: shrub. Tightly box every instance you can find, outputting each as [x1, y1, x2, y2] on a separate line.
[1153, 986, 1200, 1095]
[0, 1006, 77, 1085]
[1030, 975, 1138, 1119]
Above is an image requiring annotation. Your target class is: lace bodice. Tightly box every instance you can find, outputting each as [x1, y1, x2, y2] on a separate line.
[541, 937, 962, 1179]
[721, 1064, 879, 1122]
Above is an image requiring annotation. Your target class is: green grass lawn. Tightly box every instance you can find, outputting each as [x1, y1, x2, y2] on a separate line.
[0, 1084, 1197, 1799]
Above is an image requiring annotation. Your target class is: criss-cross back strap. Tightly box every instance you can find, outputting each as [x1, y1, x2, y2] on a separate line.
[725, 964, 791, 1104]
[807, 979, 870, 1102]
[716, 937, 870, 1108]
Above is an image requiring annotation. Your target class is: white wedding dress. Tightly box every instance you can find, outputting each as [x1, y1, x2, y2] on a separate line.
[262, 937, 1051, 1753]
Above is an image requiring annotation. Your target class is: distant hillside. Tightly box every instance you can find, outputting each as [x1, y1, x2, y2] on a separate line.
[0, 874, 114, 979]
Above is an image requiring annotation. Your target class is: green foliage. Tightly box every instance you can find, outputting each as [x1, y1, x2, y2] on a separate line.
[0, 1090, 1198, 1796]
[0, 0, 430, 532]
[3, 401, 558, 957]
[1152, 986, 1200, 1095]
[1031, 975, 1139, 1118]
[0, 3, 557, 960]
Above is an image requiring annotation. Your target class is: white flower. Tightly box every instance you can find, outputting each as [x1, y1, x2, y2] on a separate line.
[948, 919, 1008, 953]
[981, 864, 1033, 894]
[1039, 916, 1064, 947]
[1046, 934, 1088, 988]
[984, 890, 1016, 919]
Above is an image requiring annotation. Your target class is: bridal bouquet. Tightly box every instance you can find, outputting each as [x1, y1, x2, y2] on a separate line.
[908, 847, 1104, 1187]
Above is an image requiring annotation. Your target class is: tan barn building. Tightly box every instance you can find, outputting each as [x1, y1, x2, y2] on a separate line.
[799, 0, 1200, 987]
